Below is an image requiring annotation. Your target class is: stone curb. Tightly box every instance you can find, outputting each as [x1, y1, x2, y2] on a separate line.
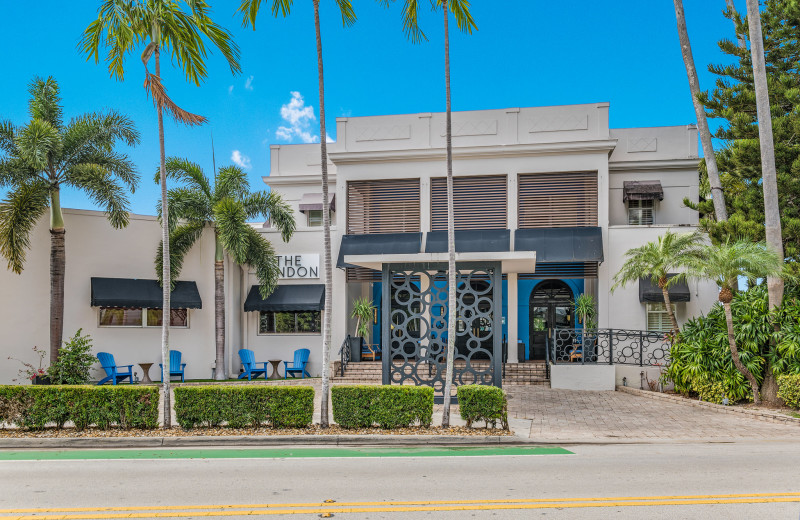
[0, 434, 530, 450]
[616, 386, 800, 426]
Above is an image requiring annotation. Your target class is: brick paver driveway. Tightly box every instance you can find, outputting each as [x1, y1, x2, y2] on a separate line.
[506, 385, 800, 442]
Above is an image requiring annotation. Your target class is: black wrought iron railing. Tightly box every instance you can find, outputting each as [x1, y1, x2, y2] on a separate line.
[549, 328, 670, 367]
[338, 335, 351, 376]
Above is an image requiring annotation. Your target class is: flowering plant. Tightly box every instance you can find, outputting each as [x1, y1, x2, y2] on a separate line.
[8, 345, 47, 383]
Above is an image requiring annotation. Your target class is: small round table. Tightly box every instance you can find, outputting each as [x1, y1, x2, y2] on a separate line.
[138, 363, 154, 384]
[268, 359, 283, 380]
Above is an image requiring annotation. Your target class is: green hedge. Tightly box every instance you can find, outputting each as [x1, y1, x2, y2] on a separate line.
[173, 385, 314, 429]
[457, 385, 508, 430]
[331, 385, 433, 429]
[778, 374, 800, 409]
[0, 385, 159, 430]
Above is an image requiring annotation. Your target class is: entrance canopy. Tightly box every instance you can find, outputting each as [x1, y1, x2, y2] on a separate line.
[639, 275, 690, 303]
[514, 227, 604, 262]
[244, 284, 325, 312]
[90, 277, 202, 309]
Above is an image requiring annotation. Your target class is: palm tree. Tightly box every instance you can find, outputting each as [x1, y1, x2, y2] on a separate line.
[672, 0, 727, 222]
[724, 0, 747, 50]
[689, 239, 783, 404]
[80, 0, 240, 426]
[238, 0, 356, 428]
[0, 77, 140, 363]
[612, 231, 705, 336]
[156, 158, 295, 379]
[743, 0, 784, 310]
[392, 0, 476, 427]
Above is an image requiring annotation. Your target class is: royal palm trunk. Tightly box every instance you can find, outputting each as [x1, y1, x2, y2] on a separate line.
[441, 2, 456, 427]
[49, 188, 65, 363]
[313, 0, 333, 428]
[214, 233, 226, 380]
[156, 47, 172, 428]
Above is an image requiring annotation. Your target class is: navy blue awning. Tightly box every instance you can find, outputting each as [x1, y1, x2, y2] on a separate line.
[639, 275, 690, 303]
[337, 233, 422, 268]
[90, 277, 202, 309]
[424, 229, 511, 253]
[514, 227, 604, 262]
[244, 284, 325, 312]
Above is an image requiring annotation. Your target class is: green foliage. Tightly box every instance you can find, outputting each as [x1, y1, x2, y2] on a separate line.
[613, 231, 705, 292]
[665, 285, 800, 402]
[331, 385, 433, 429]
[457, 385, 508, 430]
[173, 385, 314, 429]
[691, 240, 784, 294]
[351, 297, 375, 338]
[0, 386, 158, 431]
[695, 1, 800, 270]
[571, 293, 597, 329]
[689, 374, 729, 405]
[47, 329, 96, 384]
[777, 374, 800, 409]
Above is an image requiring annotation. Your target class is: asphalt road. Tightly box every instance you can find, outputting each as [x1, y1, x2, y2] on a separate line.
[1, 441, 800, 519]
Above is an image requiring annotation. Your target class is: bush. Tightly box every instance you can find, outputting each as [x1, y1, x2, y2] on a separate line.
[173, 385, 314, 429]
[47, 329, 96, 385]
[331, 385, 433, 429]
[457, 385, 508, 430]
[0, 385, 158, 430]
[778, 374, 800, 409]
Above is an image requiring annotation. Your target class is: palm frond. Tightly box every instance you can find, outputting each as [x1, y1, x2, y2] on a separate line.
[155, 220, 205, 286]
[238, 0, 293, 27]
[446, 0, 477, 34]
[242, 225, 280, 299]
[243, 190, 295, 242]
[215, 165, 249, 202]
[156, 187, 211, 232]
[78, 0, 142, 81]
[612, 231, 706, 292]
[65, 164, 130, 229]
[161, 156, 212, 197]
[27, 77, 63, 129]
[693, 239, 784, 290]
[0, 120, 16, 155]
[14, 118, 61, 173]
[396, 0, 426, 43]
[0, 158, 37, 189]
[0, 182, 50, 273]
[144, 72, 208, 126]
[213, 197, 250, 263]
[334, 0, 357, 27]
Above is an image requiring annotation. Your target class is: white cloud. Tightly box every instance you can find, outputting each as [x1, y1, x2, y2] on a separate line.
[228, 85, 234, 94]
[275, 91, 319, 144]
[231, 150, 252, 170]
[244, 76, 254, 91]
[326, 133, 335, 143]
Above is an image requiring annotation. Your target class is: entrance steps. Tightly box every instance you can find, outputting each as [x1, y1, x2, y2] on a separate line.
[332, 361, 549, 386]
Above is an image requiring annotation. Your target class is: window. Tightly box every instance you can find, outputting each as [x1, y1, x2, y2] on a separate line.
[98, 307, 189, 328]
[646, 303, 675, 332]
[518, 172, 598, 228]
[259, 311, 321, 334]
[628, 199, 655, 225]
[307, 209, 332, 227]
[430, 175, 507, 230]
[346, 179, 421, 234]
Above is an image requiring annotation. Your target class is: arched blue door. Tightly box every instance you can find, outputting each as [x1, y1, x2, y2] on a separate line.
[528, 280, 573, 361]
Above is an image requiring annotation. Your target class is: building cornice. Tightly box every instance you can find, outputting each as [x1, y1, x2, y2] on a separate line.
[262, 174, 336, 187]
[609, 158, 699, 172]
[327, 140, 619, 164]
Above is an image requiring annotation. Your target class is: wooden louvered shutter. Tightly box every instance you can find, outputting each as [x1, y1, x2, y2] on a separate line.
[347, 179, 421, 234]
[518, 172, 598, 228]
[430, 175, 507, 231]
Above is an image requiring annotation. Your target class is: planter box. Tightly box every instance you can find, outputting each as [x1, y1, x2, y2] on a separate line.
[349, 336, 363, 363]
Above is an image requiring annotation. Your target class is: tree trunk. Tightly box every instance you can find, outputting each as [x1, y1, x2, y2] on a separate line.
[313, 0, 333, 428]
[745, 0, 784, 311]
[156, 47, 171, 428]
[214, 232, 225, 380]
[441, 2, 456, 428]
[725, 0, 748, 50]
[659, 280, 680, 336]
[49, 188, 65, 364]
[723, 301, 761, 404]
[673, 0, 727, 222]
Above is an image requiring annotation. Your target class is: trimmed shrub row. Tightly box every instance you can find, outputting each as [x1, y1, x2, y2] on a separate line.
[0, 385, 159, 430]
[457, 385, 508, 430]
[778, 374, 800, 409]
[332, 385, 433, 429]
[173, 385, 314, 429]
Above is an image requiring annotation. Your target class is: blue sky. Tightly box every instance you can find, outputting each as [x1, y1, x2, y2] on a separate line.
[0, 0, 743, 216]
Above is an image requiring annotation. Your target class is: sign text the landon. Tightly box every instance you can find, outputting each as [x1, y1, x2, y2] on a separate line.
[278, 254, 320, 279]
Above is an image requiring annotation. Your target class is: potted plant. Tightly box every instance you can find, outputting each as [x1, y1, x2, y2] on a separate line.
[350, 297, 376, 362]
[8, 345, 49, 384]
[571, 293, 598, 361]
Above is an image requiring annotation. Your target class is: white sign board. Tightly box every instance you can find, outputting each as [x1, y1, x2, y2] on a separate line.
[278, 254, 320, 279]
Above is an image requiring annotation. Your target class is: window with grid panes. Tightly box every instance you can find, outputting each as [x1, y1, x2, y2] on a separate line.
[628, 199, 655, 225]
[646, 303, 675, 332]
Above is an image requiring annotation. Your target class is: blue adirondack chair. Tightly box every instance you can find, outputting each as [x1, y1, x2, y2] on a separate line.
[159, 350, 186, 382]
[96, 352, 133, 385]
[238, 349, 268, 380]
[283, 348, 311, 379]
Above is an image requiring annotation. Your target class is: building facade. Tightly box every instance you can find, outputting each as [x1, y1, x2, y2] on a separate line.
[0, 103, 718, 384]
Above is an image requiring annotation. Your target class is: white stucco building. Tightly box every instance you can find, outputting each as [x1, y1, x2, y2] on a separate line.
[0, 102, 718, 385]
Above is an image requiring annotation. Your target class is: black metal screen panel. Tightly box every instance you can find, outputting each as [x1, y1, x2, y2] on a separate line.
[550, 328, 670, 366]
[381, 262, 502, 395]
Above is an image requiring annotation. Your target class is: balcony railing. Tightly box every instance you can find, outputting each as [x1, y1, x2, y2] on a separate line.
[548, 328, 670, 367]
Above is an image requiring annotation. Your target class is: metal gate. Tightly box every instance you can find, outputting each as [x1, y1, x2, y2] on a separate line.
[381, 262, 502, 396]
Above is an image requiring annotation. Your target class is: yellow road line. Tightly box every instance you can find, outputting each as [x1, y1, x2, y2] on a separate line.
[0, 494, 799, 519]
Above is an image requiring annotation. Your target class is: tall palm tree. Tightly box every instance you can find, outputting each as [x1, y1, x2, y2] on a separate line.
[689, 239, 783, 404]
[156, 158, 295, 379]
[238, 0, 355, 428]
[612, 231, 706, 336]
[744, 0, 784, 310]
[392, 0, 476, 427]
[80, 0, 240, 426]
[673, 0, 727, 222]
[0, 77, 140, 363]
